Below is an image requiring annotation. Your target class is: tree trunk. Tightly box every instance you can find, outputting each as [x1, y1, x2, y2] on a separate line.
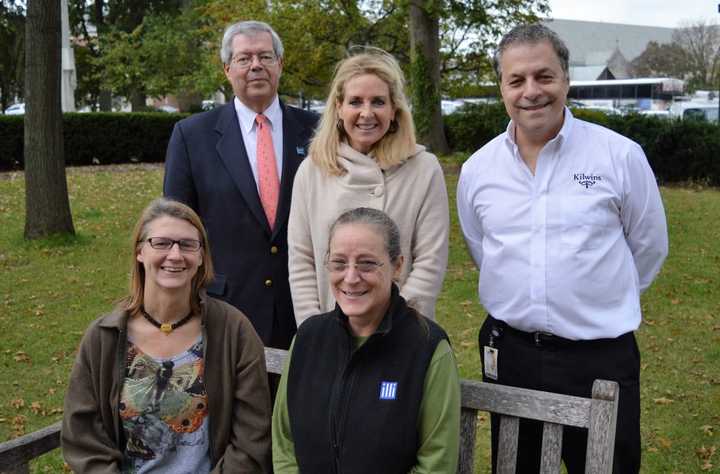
[408, 0, 449, 155]
[130, 90, 147, 111]
[99, 89, 112, 111]
[23, 0, 75, 239]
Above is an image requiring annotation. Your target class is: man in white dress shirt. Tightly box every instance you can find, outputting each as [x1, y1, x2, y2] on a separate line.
[457, 24, 668, 473]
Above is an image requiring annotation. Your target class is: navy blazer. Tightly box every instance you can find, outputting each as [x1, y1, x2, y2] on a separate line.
[163, 101, 318, 349]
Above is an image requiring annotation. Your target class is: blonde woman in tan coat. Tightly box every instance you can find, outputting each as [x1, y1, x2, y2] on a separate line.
[288, 49, 449, 325]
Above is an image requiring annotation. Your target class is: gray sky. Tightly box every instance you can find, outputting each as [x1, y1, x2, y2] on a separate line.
[547, 0, 718, 28]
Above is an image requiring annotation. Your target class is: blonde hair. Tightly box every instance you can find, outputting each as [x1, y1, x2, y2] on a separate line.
[309, 48, 417, 176]
[121, 198, 214, 317]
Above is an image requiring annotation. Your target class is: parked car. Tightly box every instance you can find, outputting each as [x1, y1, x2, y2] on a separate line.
[4, 103, 25, 115]
[638, 110, 672, 120]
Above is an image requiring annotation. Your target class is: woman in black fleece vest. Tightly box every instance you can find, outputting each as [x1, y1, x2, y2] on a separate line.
[272, 207, 461, 474]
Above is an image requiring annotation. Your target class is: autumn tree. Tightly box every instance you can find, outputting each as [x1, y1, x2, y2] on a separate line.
[673, 20, 720, 91]
[406, 0, 549, 152]
[631, 41, 689, 79]
[23, 0, 75, 239]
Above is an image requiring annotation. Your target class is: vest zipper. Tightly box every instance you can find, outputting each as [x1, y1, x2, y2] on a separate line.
[329, 336, 360, 473]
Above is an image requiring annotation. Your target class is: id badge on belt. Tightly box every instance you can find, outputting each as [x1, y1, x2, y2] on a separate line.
[483, 326, 501, 380]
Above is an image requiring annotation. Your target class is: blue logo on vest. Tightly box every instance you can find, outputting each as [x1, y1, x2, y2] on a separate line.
[379, 381, 398, 400]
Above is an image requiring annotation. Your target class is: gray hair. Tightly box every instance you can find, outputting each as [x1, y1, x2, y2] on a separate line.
[493, 23, 570, 81]
[220, 20, 284, 65]
[328, 208, 401, 261]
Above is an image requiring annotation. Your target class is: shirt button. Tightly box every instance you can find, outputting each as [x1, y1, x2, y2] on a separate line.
[270, 246, 278, 254]
[264, 279, 273, 287]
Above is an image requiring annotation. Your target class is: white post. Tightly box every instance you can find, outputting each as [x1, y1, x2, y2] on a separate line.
[60, 0, 76, 112]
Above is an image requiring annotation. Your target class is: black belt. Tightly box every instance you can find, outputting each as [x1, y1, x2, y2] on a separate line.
[487, 314, 630, 348]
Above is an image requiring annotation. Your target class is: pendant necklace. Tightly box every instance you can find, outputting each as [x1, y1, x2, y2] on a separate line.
[140, 306, 194, 335]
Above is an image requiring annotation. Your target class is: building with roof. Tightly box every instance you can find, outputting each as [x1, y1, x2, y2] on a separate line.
[542, 19, 675, 81]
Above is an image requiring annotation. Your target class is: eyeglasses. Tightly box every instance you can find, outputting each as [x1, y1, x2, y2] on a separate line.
[230, 52, 278, 68]
[326, 259, 384, 274]
[141, 237, 202, 252]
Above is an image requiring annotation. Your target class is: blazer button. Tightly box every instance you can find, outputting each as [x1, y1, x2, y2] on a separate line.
[265, 279, 273, 287]
[270, 246, 279, 254]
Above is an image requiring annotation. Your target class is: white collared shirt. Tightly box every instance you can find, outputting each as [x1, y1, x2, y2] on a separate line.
[233, 96, 284, 189]
[457, 108, 668, 340]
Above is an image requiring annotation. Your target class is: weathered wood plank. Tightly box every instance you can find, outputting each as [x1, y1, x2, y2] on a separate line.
[496, 415, 519, 474]
[457, 408, 478, 474]
[461, 379, 593, 428]
[539, 422, 563, 473]
[585, 380, 619, 474]
[0, 421, 61, 472]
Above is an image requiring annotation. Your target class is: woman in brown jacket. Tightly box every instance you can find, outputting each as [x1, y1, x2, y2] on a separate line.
[61, 198, 271, 473]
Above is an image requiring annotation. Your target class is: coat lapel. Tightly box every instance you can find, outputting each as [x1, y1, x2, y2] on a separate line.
[215, 102, 271, 235]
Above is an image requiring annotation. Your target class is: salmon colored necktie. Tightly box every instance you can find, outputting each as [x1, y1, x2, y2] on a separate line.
[256, 114, 280, 229]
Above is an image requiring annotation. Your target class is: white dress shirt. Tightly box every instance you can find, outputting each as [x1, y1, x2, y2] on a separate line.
[457, 108, 668, 340]
[233, 96, 284, 188]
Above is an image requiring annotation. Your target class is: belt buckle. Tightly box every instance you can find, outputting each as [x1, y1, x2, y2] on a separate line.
[533, 331, 554, 346]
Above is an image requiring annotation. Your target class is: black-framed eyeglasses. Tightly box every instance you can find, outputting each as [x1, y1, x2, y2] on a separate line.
[325, 259, 384, 274]
[230, 52, 278, 68]
[141, 237, 202, 252]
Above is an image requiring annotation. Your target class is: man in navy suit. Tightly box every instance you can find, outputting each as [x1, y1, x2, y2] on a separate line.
[164, 21, 318, 350]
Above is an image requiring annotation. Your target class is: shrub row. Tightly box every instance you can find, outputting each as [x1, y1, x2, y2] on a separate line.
[2, 108, 718, 186]
[0, 112, 188, 171]
[445, 103, 720, 186]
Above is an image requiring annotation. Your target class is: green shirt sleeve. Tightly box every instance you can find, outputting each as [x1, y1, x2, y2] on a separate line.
[271, 339, 299, 474]
[411, 339, 461, 474]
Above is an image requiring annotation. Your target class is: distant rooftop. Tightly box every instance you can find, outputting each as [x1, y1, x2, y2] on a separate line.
[542, 18, 674, 66]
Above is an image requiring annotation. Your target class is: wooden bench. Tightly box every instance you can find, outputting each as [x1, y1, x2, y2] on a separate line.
[0, 347, 618, 474]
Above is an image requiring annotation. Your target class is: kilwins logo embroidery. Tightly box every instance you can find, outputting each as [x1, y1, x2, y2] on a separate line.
[574, 173, 603, 189]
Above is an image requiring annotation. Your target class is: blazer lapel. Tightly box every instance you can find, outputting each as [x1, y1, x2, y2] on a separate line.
[273, 102, 307, 240]
[215, 103, 271, 235]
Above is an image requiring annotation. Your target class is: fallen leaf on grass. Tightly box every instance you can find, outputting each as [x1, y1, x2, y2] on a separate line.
[658, 437, 672, 449]
[9, 398, 24, 409]
[11, 415, 26, 437]
[653, 397, 674, 405]
[14, 351, 31, 363]
[30, 401, 42, 414]
[700, 461, 713, 471]
[700, 425, 714, 436]
[646, 446, 658, 453]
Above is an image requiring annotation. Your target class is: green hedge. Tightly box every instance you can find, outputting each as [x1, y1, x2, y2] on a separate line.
[0, 112, 188, 171]
[445, 104, 720, 186]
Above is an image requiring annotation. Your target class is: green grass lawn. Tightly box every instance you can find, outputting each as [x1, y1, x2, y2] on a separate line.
[0, 163, 718, 473]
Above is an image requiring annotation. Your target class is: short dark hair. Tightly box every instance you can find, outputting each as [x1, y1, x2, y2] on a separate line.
[493, 23, 570, 81]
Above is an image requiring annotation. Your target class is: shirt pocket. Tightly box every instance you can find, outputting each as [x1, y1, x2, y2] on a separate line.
[560, 195, 611, 250]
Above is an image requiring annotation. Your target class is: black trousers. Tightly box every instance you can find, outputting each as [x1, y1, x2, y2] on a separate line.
[479, 315, 641, 474]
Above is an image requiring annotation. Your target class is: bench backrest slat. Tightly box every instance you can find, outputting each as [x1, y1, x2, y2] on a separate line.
[539, 422, 563, 473]
[457, 407, 478, 474]
[496, 415, 520, 473]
